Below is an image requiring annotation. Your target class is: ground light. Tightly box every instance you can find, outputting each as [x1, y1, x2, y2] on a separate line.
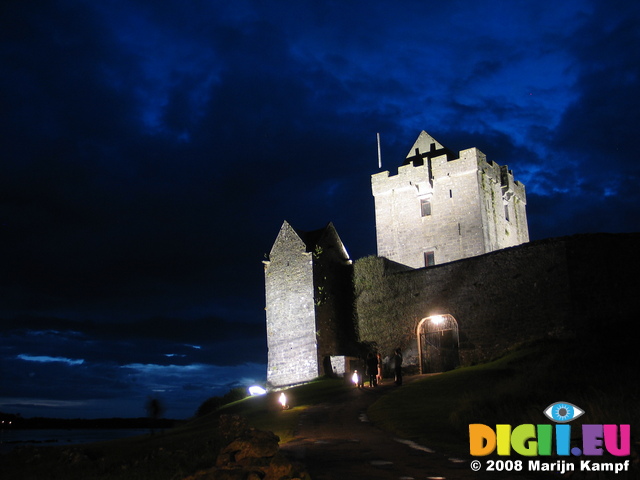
[279, 392, 289, 410]
[248, 386, 267, 396]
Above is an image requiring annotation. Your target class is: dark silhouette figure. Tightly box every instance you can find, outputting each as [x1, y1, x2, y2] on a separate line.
[358, 356, 367, 388]
[394, 348, 403, 386]
[376, 352, 383, 385]
[366, 353, 378, 387]
[323, 355, 334, 377]
[146, 397, 164, 435]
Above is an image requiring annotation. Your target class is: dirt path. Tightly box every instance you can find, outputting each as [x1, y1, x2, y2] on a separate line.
[280, 376, 539, 480]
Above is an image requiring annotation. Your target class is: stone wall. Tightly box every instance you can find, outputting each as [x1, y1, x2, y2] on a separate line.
[264, 221, 355, 388]
[476, 154, 529, 252]
[355, 233, 640, 367]
[371, 131, 528, 269]
[311, 226, 356, 371]
[264, 222, 318, 387]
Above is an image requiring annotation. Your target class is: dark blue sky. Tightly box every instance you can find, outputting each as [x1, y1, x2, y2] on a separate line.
[1, 0, 638, 419]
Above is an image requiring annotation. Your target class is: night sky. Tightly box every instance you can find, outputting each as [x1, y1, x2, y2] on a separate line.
[1, 1, 639, 420]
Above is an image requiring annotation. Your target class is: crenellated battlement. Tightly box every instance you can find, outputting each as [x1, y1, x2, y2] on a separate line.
[372, 131, 529, 268]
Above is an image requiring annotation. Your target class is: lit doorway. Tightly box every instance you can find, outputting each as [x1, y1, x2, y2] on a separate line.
[417, 314, 460, 373]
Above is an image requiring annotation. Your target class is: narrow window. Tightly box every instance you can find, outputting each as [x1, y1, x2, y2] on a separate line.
[449, 189, 453, 198]
[424, 251, 435, 267]
[420, 198, 431, 217]
[504, 204, 510, 222]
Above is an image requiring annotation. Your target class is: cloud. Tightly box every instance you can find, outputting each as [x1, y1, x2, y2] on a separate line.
[1, 316, 267, 418]
[0, 316, 266, 364]
[17, 355, 84, 366]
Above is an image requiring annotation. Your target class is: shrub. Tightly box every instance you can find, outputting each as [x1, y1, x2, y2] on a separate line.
[196, 387, 248, 417]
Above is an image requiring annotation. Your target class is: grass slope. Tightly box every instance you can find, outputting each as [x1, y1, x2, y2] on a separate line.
[368, 337, 640, 456]
[215, 377, 350, 443]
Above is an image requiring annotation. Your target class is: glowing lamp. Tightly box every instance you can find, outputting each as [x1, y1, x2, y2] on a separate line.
[352, 371, 359, 386]
[279, 392, 288, 409]
[248, 386, 267, 396]
[431, 315, 444, 325]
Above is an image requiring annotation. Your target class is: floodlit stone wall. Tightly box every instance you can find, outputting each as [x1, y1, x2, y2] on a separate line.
[264, 222, 355, 388]
[372, 132, 528, 269]
[355, 233, 640, 366]
[264, 222, 318, 387]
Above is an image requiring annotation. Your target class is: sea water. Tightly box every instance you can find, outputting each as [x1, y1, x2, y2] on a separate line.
[0, 428, 152, 454]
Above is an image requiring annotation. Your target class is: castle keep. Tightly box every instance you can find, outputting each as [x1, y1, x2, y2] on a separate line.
[372, 131, 529, 268]
[264, 131, 639, 386]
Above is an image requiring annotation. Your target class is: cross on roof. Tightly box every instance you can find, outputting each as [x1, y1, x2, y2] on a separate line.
[404, 142, 448, 166]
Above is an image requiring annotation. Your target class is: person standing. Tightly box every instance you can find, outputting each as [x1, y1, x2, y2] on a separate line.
[366, 353, 378, 387]
[357, 356, 366, 388]
[376, 352, 383, 385]
[393, 348, 403, 386]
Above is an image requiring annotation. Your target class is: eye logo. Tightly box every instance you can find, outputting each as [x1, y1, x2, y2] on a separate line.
[544, 401, 584, 423]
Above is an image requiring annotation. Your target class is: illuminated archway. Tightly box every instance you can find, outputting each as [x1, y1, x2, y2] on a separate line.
[417, 314, 460, 373]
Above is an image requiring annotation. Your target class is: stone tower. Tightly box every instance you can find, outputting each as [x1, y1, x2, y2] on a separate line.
[263, 221, 355, 388]
[371, 131, 529, 268]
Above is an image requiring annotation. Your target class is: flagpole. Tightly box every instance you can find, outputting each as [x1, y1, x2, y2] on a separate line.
[376, 132, 382, 169]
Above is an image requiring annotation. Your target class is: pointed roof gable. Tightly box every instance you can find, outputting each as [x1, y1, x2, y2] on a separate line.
[296, 222, 349, 258]
[293, 224, 329, 252]
[402, 130, 455, 166]
[269, 221, 350, 261]
[269, 221, 305, 258]
[406, 130, 446, 157]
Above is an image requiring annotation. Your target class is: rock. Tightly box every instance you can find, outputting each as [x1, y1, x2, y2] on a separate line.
[218, 415, 249, 441]
[181, 415, 308, 480]
[223, 429, 280, 462]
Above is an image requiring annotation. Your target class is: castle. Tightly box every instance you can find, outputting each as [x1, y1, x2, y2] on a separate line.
[264, 131, 639, 388]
